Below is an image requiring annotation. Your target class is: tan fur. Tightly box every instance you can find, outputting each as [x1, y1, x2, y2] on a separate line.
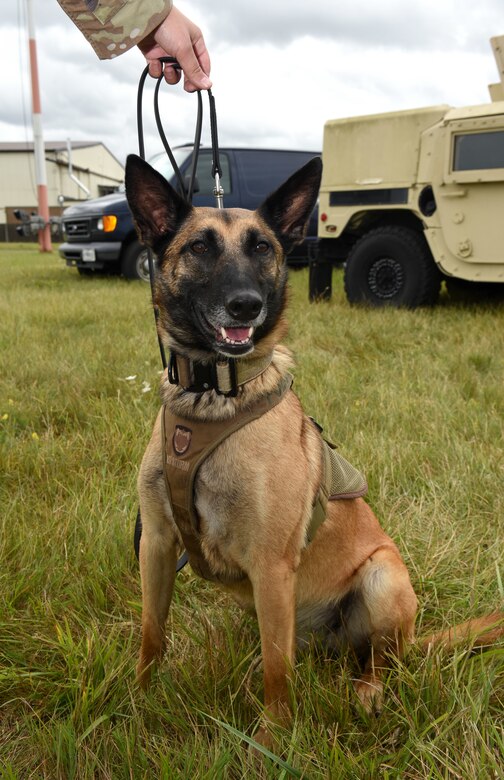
[132, 179, 503, 747]
[419, 612, 504, 652]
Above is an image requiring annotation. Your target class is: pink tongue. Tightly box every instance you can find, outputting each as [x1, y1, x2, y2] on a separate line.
[224, 327, 250, 342]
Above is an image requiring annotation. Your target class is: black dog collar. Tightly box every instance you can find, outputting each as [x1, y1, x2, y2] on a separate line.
[168, 351, 273, 397]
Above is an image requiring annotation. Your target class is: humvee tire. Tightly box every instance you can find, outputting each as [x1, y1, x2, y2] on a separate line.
[344, 226, 441, 308]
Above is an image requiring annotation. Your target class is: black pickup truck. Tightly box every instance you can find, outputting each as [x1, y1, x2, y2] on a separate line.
[59, 146, 320, 280]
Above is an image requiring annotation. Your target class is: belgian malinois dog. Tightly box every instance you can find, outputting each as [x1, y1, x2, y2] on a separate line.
[125, 154, 503, 746]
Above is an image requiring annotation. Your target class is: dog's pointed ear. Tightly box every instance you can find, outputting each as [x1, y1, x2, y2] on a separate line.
[125, 154, 192, 249]
[258, 157, 322, 252]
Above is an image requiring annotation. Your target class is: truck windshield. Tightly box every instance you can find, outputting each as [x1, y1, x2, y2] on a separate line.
[148, 148, 193, 183]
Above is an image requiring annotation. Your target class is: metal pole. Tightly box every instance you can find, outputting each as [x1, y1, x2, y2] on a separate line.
[26, 0, 52, 252]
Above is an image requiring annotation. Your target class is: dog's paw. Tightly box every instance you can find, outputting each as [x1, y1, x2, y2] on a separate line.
[353, 677, 383, 716]
[253, 724, 276, 751]
[248, 731, 274, 779]
[248, 723, 281, 774]
[136, 657, 154, 689]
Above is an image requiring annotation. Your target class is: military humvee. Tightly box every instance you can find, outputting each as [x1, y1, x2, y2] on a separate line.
[316, 35, 504, 306]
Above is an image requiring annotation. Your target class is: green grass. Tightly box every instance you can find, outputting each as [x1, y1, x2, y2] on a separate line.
[1, 243, 503, 778]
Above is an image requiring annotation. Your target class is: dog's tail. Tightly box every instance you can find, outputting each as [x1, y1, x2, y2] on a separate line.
[418, 611, 504, 653]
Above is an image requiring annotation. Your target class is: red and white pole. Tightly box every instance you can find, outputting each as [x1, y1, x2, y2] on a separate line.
[26, 0, 52, 252]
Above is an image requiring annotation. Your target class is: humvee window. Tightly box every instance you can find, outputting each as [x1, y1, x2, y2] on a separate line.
[453, 130, 504, 171]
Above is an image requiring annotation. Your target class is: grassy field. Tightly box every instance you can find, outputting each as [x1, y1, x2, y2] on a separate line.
[0, 243, 503, 779]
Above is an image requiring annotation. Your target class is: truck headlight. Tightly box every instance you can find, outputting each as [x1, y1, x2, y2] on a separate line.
[97, 215, 118, 232]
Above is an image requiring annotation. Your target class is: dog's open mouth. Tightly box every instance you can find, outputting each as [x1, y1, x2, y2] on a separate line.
[216, 326, 254, 348]
[197, 310, 258, 356]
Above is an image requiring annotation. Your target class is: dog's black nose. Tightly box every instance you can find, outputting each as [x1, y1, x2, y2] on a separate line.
[225, 290, 263, 321]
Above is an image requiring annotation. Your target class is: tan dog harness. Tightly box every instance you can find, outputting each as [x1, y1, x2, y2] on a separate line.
[161, 375, 367, 582]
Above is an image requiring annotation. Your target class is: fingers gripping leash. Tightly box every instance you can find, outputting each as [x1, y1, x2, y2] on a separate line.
[137, 57, 222, 207]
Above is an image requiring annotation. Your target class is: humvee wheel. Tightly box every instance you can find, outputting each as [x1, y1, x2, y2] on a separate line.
[344, 226, 441, 307]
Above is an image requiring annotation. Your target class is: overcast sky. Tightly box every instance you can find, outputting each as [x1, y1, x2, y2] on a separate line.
[1, 0, 502, 168]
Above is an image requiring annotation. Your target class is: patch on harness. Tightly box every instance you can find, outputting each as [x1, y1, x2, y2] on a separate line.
[173, 425, 192, 456]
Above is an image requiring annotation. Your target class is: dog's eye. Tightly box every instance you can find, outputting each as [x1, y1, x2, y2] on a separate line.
[190, 241, 207, 255]
[255, 241, 270, 254]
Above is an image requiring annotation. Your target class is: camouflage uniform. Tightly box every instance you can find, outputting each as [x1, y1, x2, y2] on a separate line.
[58, 0, 173, 59]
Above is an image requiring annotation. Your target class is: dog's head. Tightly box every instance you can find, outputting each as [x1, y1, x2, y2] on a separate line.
[125, 154, 322, 360]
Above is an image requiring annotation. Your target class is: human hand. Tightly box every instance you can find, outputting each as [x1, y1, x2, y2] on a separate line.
[137, 6, 211, 92]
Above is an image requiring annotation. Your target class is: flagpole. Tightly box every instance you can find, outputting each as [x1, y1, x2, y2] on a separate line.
[26, 0, 52, 252]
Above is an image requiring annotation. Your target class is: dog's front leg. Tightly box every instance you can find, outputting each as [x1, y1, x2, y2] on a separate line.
[251, 560, 296, 742]
[137, 513, 178, 688]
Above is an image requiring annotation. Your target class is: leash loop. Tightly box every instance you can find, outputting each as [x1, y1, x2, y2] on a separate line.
[135, 57, 223, 368]
[137, 57, 223, 207]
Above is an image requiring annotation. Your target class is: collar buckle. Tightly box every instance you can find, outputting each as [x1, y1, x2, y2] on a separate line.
[168, 352, 239, 397]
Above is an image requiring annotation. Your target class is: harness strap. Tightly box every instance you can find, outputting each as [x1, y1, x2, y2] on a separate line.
[162, 373, 293, 582]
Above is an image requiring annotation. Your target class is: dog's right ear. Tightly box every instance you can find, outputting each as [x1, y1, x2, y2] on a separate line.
[258, 157, 322, 253]
[125, 154, 192, 249]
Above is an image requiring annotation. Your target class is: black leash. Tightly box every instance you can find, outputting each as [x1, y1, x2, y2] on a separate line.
[133, 58, 223, 571]
[136, 56, 224, 369]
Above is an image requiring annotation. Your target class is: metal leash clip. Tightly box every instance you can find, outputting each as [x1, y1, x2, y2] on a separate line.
[213, 172, 224, 209]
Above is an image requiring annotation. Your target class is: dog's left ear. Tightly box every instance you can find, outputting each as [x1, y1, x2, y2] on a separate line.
[258, 157, 322, 252]
[125, 154, 192, 250]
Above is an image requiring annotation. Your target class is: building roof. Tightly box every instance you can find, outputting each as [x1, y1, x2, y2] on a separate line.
[0, 141, 103, 152]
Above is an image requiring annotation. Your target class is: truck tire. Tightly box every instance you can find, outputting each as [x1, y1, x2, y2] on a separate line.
[121, 240, 151, 282]
[344, 226, 441, 307]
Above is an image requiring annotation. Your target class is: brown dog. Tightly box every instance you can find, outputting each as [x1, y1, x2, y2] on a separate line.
[125, 154, 503, 745]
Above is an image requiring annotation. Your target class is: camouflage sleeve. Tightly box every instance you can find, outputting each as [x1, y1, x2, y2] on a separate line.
[57, 0, 173, 59]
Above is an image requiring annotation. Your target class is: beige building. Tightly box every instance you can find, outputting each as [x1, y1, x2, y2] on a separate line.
[0, 141, 124, 241]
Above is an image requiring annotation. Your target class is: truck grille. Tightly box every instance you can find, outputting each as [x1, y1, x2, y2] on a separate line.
[63, 218, 90, 239]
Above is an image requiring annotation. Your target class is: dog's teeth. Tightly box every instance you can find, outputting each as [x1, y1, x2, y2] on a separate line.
[217, 325, 255, 346]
